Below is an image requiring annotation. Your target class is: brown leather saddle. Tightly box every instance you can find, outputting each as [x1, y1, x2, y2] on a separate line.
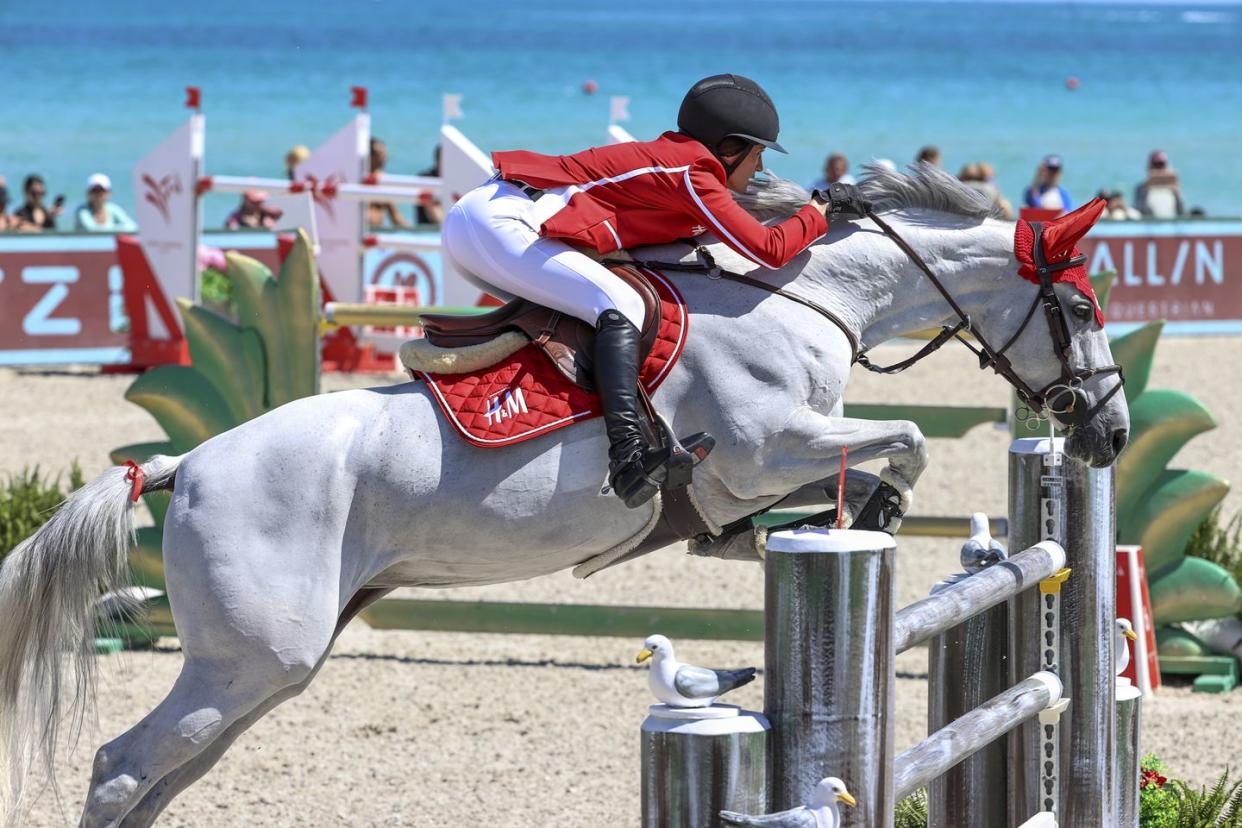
[419, 263, 662, 391]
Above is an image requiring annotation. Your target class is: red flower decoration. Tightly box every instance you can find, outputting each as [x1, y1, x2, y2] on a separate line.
[1140, 768, 1167, 789]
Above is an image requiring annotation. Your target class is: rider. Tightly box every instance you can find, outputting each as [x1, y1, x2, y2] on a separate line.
[441, 74, 870, 508]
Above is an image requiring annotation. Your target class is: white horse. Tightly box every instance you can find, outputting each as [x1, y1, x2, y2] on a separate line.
[0, 166, 1128, 826]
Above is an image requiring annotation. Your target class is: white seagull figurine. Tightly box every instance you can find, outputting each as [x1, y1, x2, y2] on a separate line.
[959, 512, 1007, 573]
[1116, 617, 1139, 676]
[720, 776, 857, 827]
[635, 634, 756, 708]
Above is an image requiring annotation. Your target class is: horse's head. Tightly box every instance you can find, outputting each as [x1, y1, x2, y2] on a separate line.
[979, 198, 1129, 467]
[734, 168, 1129, 466]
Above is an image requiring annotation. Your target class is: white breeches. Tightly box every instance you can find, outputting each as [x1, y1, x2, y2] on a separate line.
[441, 180, 647, 329]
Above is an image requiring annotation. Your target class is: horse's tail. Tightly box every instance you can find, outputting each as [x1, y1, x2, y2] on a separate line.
[0, 454, 181, 817]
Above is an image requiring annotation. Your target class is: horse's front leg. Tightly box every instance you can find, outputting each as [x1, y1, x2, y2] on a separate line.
[692, 410, 927, 562]
[782, 410, 929, 530]
[688, 469, 884, 563]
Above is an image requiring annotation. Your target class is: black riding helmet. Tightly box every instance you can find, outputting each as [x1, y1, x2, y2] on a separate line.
[678, 74, 787, 175]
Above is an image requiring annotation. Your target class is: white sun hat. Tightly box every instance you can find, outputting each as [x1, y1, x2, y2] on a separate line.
[86, 173, 112, 191]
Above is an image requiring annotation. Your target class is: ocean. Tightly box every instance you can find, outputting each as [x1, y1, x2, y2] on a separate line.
[2, 0, 1240, 227]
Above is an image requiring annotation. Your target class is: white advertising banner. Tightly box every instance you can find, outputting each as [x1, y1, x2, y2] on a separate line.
[438, 123, 494, 306]
[297, 114, 366, 302]
[133, 113, 202, 309]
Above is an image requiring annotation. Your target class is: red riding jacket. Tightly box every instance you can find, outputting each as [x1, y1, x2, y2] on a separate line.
[492, 131, 827, 269]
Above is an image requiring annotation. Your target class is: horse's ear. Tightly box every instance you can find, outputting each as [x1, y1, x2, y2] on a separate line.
[1042, 197, 1107, 259]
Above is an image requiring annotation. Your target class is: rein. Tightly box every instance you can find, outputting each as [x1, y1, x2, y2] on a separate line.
[613, 205, 1124, 428]
[861, 211, 1123, 427]
[607, 247, 862, 359]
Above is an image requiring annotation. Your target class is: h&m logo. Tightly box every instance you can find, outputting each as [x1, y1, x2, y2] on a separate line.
[484, 387, 529, 426]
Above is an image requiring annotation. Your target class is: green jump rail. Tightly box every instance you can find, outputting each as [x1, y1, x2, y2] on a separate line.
[111, 512, 1004, 645]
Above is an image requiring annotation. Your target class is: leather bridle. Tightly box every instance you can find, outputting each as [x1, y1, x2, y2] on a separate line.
[859, 212, 1125, 429]
[615, 211, 1124, 430]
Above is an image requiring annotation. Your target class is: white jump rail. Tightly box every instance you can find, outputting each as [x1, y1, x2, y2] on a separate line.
[751, 437, 1138, 828]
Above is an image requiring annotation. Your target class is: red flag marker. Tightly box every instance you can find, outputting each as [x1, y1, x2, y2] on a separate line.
[350, 86, 368, 109]
[185, 86, 201, 110]
[836, 446, 849, 529]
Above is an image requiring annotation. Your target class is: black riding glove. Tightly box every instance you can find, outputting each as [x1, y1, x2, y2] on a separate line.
[814, 182, 872, 219]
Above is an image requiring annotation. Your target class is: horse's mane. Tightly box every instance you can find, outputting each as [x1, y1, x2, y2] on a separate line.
[736, 162, 1006, 222]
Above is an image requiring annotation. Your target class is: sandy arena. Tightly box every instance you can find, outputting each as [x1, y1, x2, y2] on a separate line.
[5, 337, 1241, 826]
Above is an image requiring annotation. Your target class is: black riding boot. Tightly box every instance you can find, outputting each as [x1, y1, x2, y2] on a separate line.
[594, 311, 666, 507]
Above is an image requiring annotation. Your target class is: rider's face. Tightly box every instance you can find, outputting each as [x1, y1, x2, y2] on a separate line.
[725, 145, 764, 193]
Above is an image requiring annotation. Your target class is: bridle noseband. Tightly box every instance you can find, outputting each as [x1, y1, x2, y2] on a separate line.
[613, 211, 1124, 431]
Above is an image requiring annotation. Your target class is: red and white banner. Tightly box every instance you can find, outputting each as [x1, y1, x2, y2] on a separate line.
[1080, 226, 1242, 325]
[1116, 544, 1161, 696]
[132, 113, 202, 311]
[0, 240, 127, 365]
[296, 114, 366, 302]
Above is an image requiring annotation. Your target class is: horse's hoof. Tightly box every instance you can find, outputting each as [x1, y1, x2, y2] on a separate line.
[852, 481, 905, 533]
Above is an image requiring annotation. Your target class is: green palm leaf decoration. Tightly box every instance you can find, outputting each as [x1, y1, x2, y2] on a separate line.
[1100, 286, 1241, 637]
[110, 230, 321, 592]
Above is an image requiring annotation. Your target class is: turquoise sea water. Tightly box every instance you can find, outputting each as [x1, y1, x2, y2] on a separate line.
[2, 0, 1240, 227]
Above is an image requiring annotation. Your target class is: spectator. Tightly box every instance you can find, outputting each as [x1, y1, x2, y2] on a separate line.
[1134, 150, 1185, 219]
[225, 190, 283, 230]
[1022, 155, 1073, 214]
[416, 145, 444, 225]
[978, 162, 1015, 218]
[14, 174, 62, 231]
[916, 145, 941, 167]
[0, 177, 22, 231]
[74, 173, 137, 232]
[1099, 189, 1141, 221]
[285, 144, 310, 180]
[367, 137, 412, 229]
[959, 162, 984, 183]
[808, 152, 855, 191]
[958, 162, 1014, 219]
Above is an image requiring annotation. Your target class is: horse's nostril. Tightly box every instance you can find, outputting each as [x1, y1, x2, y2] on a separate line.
[1111, 428, 1129, 456]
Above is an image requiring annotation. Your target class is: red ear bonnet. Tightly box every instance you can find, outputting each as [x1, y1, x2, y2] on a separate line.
[1013, 197, 1107, 325]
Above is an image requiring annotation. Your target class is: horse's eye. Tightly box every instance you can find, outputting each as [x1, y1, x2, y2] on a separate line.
[1072, 303, 1093, 321]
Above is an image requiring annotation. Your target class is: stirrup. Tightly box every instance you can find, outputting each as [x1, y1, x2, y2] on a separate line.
[610, 417, 715, 509]
[652, 412, 715, 490]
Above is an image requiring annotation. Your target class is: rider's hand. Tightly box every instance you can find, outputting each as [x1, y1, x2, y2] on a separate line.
[813, 182, 872, 220]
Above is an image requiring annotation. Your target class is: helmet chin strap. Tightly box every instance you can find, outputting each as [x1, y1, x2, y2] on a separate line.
[716, 141, 753, 179]
[717, 153, 745, 180]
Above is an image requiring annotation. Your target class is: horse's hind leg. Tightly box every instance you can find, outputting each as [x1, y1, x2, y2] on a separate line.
[82, 560, 343, 826]
[80, 652, 318, 828]
[111, 659, 321, 828]
[116, 589, 392, 828]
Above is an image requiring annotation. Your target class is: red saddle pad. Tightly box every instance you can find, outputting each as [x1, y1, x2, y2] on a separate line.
[417, 268, 688, 448]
